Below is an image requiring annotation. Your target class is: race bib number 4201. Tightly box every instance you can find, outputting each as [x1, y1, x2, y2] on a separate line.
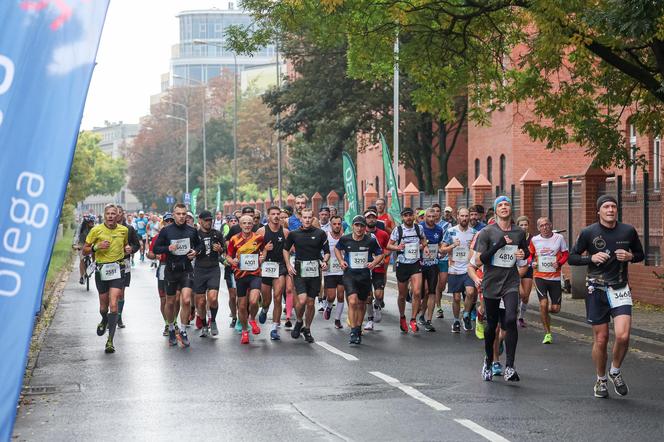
[171, 238, 191, 256]
[492, 245, 517, 268]
[240, 254, 259, 271]
[607, 284, 632, 308]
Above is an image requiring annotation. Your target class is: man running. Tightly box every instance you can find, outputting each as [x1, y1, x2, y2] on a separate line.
[227, 214, 265, 344]
[83, 204, 130, 353]
[116, 205, 141, 329]
[418, 208, 445, 332]
[442, 207, 477, 333]
[432, 204, 451, 319]
[375, 197, 395, 233]
[147, 213, 174, 336]
[386, 207, 430, 333]
[193, 210, 225, 337]
[334, 215, 384, 344]
[134, 210, 149, 262]
[257, 206, 290, 340]
[469, 206, 487, 231]
[284, 208, 330, 343]
[323, 215, 346, 329]
[153, 203, 202, 347]
[364, 209, 390, 330]
[529, 217, 569, 344]
[470, 196, 529, 382]
[76, 215, 96, 285]
[288, 194, 308, 230]
[319, 206, 331, 233]
[569, 195, 644, 398]
[148, 214, 161, 268]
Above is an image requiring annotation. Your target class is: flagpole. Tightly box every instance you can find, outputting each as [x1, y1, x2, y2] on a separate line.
[393, 32, 399, 191]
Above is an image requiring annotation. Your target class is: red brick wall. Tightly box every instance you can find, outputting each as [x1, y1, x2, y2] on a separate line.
[629, 264, 664, 305]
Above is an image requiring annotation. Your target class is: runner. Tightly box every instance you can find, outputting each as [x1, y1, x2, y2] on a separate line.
[334, 215, 384, 344]
[153, 203, 202, 347]
[375, 197, 395, 233]
[226, 214, 265, 344]
[213, 211, 224, 231]
[432, 204, 451, 319]
[529, 217, 569, 344]
[569, 195, 644, 398]
[134, 210, 149, 263]
[256, 206, 290, 341]
[418, 208, 445, 332]
[284, 208, 330, 343]
[441, 207, 477, 332]
[386, 207, 430, 333]
[116, 205, 141, 329]
[323, 215, 345, 329]
[147, 213, 175, 336]
[75, 215, 96, 285]
[193, 210, 225, 337]
[516, 216, 534, 327]
[82, 204, 130, 354]
[443, 206, 457, 226]
[364, 209, 390, 330]
[288, 194, 308, 230]
[470, 196, 529, 382]
[469, 206, 487, 231]
[319, 206, 331, 233]
[280, 208, 296, 328]
[147, 214, 161, 268]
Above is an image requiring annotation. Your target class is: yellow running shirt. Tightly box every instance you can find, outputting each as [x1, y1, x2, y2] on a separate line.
[85, 223, 128, 264]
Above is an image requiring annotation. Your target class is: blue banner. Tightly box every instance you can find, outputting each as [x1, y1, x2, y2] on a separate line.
[0, 1, 109, 439]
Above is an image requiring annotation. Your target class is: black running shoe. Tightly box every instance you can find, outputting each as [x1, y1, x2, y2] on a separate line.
[230, 318, 237, 328]
[104, 338, 115, 354]
[482, 358, 493, 381]
[452, 321, 461, 333]
[504, 366, 520, 382]
[284, 320, 293, 329]
[118, 317, 125, 329]
[291, 321, 303, 339]
[96, 321, 107, 336]
[168, 328, 177, 346]
[609, 371, 629, 396]
[302, 327, 314, 343]
[79, 277, 84, 285]
[463, 315, 472, 331]
[424, 321, 436, 332]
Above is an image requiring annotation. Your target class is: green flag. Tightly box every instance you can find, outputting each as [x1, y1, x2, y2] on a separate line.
[380, 133, 402, 224]
[191, 187, 200, 215]
[342, 151, 359, 231]
[215, 184, 221, 212]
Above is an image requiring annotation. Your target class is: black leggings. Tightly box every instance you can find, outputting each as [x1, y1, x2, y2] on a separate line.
[484, 291, 519, 367]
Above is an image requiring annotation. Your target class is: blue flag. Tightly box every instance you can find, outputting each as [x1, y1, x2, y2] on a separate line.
[0, 2, 110, 438]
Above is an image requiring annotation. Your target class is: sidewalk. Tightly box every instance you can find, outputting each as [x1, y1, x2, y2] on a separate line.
[385, 274, 664, 344]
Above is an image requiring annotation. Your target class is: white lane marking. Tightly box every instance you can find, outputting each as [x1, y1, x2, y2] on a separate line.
[369, 371, 450, 411]
[316, 341, 359, 361]
[290, 402, 350, 441]
[454, 419, 510, 442]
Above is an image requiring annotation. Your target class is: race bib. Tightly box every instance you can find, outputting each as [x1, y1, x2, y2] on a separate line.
[349, 252, 368, 269]
[537, 255, 557, 272]
[240, 254, 259, 271]
[158, 265, 165, 281]
[124, 258, 131, 273]
[171, 238, 190, 256]
[261, 261, 279, 278]
[300, 260, 320, 277]
[329, 256, 343, 274]
[493, 245, 517, 268]
[99, 263, 121, 281]
[427, 243, 439, 258]
[607, 284, 632, 308]
[86, 261, 96, 277]
[404, 242, 420, 260]
[453, 246, 469, 263]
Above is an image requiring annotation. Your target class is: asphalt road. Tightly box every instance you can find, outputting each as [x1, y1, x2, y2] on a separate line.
[13, 261, 664, 441]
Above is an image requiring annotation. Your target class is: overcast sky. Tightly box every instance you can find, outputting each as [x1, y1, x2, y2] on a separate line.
[81, 0, 217, 130]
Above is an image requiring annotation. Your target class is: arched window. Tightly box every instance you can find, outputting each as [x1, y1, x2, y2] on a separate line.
[499, 154, 506, 191]
[474, 158, 480, 179]
[487, 156, 493, 183]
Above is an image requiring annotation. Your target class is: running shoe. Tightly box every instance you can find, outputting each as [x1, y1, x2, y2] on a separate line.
[291, 321, 303, 339]
[418, 314, 426, 325]
[504, 366, 520, 382]
[163, 325, 169, 336]
[210, 321, 219, 336]
[436, 308, 444, 319]
[470, 307, 477, 321]
[349, 330, 359, 345]
[302, 327, 314, 343]
[379, 299, 385, 309]
[364, 320, 374, 331]
[179, 330, 190, 347]
[200, 326, 209, 338]
[79, 277, 84, 285]
[230, 318, 237, 328]
[594, 379, 609, 398]
[518, 318, 526, 328]
[258, 308, 267, 324]
[168, 328, 177, 346]
[542, 333, 553, 344]
[399, 316, 408, 333]
[234, 319, 243, 333]
[318, 299, 325, 312]
[334, 319, 343, 329]
[249, 320, 261, 335]
[96, 320, 107, 336]
[463, 315, 472, 331]
[609, 371, 629, 396]
[491, 362, 503, 376]
[482, 359, 493, 381]
[475, 318, 485, 340]
[240, 330, 250, 344]
[323, 306, 332, 320]
[105, 338, 115, 354]
[284, 319, 293, 329]
[270, 329, 280, 341]
[195, 315, 203, 330]
[373, 304, 382, 322]
[118, 317, 125, 329]
[452, 321, 461, 333]
[409, 319, 419, 333]
[424, 321, 436, 332]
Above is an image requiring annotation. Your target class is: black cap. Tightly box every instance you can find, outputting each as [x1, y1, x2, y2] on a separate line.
[597, 195, 618, 210]
[198, 210, 213, 220]
[401, 207, 414, 216]
[352, 215, 367, 226]
[319, 206, 331, 213]
[241, 206, 255, 214]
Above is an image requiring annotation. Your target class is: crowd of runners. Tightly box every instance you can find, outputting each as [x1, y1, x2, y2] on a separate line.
[77, 192, 643, 398]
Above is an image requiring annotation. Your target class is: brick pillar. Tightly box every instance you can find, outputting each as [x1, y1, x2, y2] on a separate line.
[471, 174, 492, 206]
[223, 201, 230, 215]
[363, 183, 378, 210]
[249, 199, 256, 211]
[286, 193, 296, 208]
[403, 182, 419, 208]
[311, 192, 323, 214]
[519, 168, 542, 234]
[326, 190, 339, 210]
[581, 166, 609, 226]
[445, 177, 464, 211]
[255, 198, 264, 213]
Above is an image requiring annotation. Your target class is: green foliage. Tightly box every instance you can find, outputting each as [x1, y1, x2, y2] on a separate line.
[285, 134, 344, 196]
[45, 229, 74, 289]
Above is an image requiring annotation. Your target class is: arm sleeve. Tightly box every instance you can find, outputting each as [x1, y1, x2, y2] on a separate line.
[227, 237, 236, 259]
[153, 229, 170, 254]
[629, 227, 645, 263]
[320, 233, 330, 255]
[520, 235, 530, 260]
[371, 238, 383, 256]
[557, 250, 569, 266]
[568, 230, 591, 266]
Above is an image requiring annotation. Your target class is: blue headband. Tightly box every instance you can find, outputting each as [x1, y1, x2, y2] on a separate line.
[494, 196, 512, 211]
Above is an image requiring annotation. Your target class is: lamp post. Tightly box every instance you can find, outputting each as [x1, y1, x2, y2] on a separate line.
[173, 74, 208, 210]
[164, 100, 189, 196]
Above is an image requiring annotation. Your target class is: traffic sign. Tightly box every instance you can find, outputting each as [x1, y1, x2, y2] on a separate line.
[165, 195, 175, 205]
[183, 193, 191, 204]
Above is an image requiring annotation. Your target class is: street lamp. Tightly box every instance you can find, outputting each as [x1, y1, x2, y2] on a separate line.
[193, 38, 239, 207]
[163, 100, 189, 196]
[173, 74, 208, 210]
